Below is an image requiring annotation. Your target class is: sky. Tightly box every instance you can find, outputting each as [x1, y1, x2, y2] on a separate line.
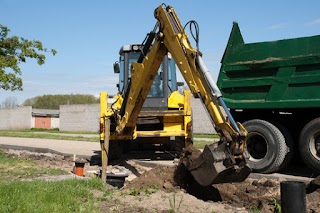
[1, 0, 320, 104]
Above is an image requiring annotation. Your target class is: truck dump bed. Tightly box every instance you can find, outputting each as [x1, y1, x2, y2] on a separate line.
[217, 22, 320, 109]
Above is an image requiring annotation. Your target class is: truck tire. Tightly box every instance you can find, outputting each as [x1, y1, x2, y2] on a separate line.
[299, 118, 320, 172]
[243, 119, 287, 173]
[270, 121, 294, 171]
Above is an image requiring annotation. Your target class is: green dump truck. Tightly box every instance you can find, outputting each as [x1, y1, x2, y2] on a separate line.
[217, 23, 320, 173]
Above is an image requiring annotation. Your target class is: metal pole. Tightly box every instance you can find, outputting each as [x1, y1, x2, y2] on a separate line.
[101, 118, 110, 185]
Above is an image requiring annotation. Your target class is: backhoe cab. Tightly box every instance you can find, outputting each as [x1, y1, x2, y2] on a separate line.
[114, 44, 180, 108]
[100, 4, 251, 186]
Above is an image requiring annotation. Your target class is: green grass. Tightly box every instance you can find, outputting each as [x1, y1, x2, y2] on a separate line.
[0, 178, 106, 213]
[193, 134, 220, 139]
[193, 134, 220, 149]
[29, 128, 97, 134]
[0, 130, 99, 142]
[169, 193, 183, 213]
[0, 149, 111, 212]
[0, 150, 66, 181]
[193, 140, 217, 149]
[0, 128, 97, 134]
[30, 128, 61, 132]
[128, 184, 160, 196]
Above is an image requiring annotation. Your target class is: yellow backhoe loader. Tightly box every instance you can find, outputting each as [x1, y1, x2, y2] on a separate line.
[100, 4, 251, 186]
[105, 45, 193, 158]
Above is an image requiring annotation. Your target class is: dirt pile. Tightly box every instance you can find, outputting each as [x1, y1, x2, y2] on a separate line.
[4, 149, 75, 172]
[122, 165, 320, 213]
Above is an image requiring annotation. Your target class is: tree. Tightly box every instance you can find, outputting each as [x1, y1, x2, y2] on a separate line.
[22, 94, 100, 110]
[0, 96, 19, 108]
[0, 24, 57, 91]
[21, 96, 37, 106]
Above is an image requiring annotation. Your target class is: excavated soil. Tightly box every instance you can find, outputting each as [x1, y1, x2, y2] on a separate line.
[122, 165, 320, 213]
[2, 148, 320, 213]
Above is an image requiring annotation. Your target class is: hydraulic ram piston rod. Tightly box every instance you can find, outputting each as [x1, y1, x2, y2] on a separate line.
[196, 55, 240, 133]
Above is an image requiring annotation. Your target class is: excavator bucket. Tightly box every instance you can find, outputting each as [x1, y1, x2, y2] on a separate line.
[180, 143, 251, 186]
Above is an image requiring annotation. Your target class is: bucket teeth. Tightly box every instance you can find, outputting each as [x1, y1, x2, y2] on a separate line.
[180, 143, 251, 186]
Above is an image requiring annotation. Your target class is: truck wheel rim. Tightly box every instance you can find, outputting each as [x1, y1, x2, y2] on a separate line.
[309, 131, 320, 161]
[246, 132, 268, 162]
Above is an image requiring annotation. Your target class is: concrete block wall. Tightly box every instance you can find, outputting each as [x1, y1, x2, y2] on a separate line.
[59, 100, 217, 134]
[190, 97, 216, 134]
[59, 104, 100, 132]
[0, 106, 32, 130]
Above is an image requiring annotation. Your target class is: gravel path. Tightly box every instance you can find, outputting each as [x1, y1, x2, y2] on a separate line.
[0, 137, 100, 158]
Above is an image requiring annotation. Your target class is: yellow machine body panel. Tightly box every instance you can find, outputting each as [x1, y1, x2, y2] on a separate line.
[100, 88, 192, 143]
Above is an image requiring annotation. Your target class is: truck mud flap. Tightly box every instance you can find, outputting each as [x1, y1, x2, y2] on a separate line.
[180, 143, 251, 186]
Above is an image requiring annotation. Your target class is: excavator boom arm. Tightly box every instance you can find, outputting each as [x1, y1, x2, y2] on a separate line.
[111, 5, 251, 185]
[118, 5, 245, 144]
[156, 6, 243, 140]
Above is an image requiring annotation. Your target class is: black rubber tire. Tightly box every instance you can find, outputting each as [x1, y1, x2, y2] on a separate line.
[270, 121, 294, 171]
[108, 140, 123, 160]
[243, 119, 287, 173]
[299, 118, 320, 172]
